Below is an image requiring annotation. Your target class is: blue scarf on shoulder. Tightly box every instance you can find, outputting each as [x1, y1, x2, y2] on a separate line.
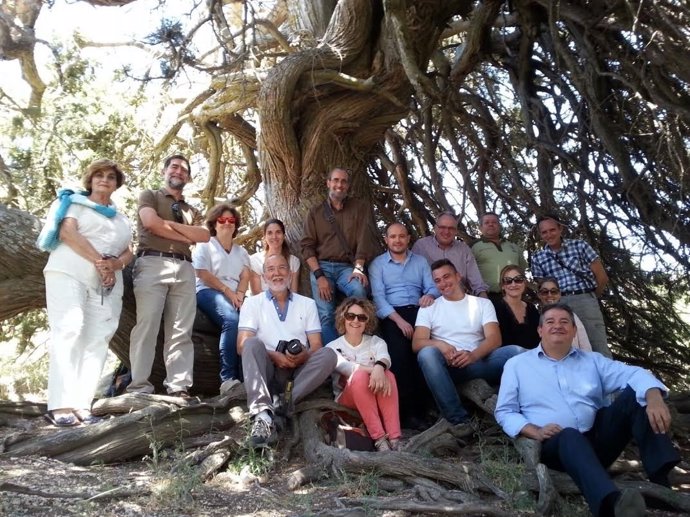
[36, 188, 117, 252]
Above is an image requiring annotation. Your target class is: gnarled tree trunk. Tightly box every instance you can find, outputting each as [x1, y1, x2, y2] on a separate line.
[0, 203, 223, 395]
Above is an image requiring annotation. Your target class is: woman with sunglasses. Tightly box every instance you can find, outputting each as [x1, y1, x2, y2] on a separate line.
[192, 203, 250, 394]
[326, 298, 402, 451]
[494, 265, 540, 349]
[536, 278, 592, 351]
[39, 159, 132, 427]
[249, 218, 300, 294]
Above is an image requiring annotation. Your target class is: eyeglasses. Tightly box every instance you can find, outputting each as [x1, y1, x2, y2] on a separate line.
[171, 202, 183, 223]
[436, 225, 457, 232]
[217, 216, 236, 225]
[344, 312, 368, 322]
[502, 275, 525, 285]
[539, 288, 560, 296]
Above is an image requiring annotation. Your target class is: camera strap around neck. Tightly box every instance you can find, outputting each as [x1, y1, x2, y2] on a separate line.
[323, 199, 356, 264]
[550, 247, 596, 290]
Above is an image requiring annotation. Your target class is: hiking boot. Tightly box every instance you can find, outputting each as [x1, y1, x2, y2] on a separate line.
[250, 416, 278, 448]
[219, 378, 240, 395]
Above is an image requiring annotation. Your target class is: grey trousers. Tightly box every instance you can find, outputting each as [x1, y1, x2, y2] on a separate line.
[242, 337, 337, 417]
[561, 292, 611, 357]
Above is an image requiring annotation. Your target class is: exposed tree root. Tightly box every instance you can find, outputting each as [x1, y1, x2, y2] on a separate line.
[2, 388, 688, 515]
[4, 403, 238, 465]
[337, 496, 513, 515]
[0, 481, 150, 501]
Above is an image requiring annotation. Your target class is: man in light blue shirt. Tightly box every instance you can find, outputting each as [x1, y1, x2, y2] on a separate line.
[495, 303, 679, 517]
[370, 222, 439, 428]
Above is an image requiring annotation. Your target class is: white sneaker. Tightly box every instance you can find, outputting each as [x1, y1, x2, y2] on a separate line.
[219, 378, 241, 394]
[250, 416, 278, 447]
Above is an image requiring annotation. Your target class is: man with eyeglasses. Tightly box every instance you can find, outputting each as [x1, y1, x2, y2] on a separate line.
[238, 254, 337, 447]
[412, 259, 524, 425]
[369, 222, 439, 429]
[471, 212, 527, 304]
[301, 167, 378, 345]
[496, 303, 679, 517]
[127, 155, 210, 398]
[531, 214, 610, 357]
[412, 212, 489, 298]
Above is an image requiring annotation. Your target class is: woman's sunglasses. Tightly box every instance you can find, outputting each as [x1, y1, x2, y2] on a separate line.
[539, 288, 560, 296]
[217, 216, 236, 225]
[344, 312, 368, 322]
[502, 275, 525, 285]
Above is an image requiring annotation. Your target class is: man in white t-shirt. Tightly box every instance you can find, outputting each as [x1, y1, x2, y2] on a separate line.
[412, 259, 524, 425]
[238, 254, 337, 447]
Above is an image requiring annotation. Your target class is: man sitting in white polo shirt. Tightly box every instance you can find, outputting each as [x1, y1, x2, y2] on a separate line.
[238, 254, 337, 447]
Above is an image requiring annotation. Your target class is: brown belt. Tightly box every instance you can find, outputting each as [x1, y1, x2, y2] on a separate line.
[137, 250, 191, 262]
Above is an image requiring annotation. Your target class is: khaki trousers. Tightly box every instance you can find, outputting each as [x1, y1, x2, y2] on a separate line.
[127, 255, 196, 394]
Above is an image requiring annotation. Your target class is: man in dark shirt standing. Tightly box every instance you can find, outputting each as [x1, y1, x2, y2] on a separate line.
[127, 155, 210, 397]
[301, 167, 377, 345]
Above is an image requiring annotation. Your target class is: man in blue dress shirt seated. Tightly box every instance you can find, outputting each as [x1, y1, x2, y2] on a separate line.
[495, 303, 680, 517]
[369, 222, 440, 428]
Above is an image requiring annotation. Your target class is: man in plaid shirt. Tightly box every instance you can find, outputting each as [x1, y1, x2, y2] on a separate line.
[531, 214, 610, 357]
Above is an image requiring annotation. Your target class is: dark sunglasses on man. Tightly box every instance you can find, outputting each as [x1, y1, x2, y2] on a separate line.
[171, 201, 184, 223]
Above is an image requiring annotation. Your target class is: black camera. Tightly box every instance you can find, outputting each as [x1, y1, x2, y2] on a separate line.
[276, 339, 304, 355]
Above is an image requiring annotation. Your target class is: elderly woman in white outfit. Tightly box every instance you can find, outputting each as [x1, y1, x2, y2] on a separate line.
[40, 159, 133, 427]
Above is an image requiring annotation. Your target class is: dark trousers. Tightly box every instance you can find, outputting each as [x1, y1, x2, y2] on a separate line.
[540, 386, 680, 517]
[379, 305, 430, 421]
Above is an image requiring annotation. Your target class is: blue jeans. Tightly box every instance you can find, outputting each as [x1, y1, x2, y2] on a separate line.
[309, 261, 368, 345]
[196, 288, 240, 382]
[417, 345, 525, 424]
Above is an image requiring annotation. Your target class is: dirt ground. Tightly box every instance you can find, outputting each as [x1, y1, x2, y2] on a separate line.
[1, 411, 688, 517]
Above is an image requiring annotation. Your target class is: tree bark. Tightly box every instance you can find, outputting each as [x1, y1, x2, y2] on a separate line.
[0, 204, 47, 319]
[0, 203, 225, 395]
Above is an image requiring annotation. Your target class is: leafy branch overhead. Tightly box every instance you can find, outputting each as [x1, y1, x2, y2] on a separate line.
[0, 0, 688, 385]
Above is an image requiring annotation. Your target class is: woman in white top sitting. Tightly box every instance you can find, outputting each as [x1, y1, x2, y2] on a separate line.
[249, 218, 300, 294]
[192, 204, 250, 394]
[40, 159, 133, 427]
[326, 298, 401, 451]
[537, 277, 592, 351]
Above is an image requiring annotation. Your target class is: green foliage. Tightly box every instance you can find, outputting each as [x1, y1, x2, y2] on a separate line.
[477, 435, 536, 513]
[150, 458, 203, 511]
[0, 42, 150, 213]
[337, 469, 381, 499]
[0, 328, 48, 400]
[142, 417, 204, 511]
[144, 18, 197, 79]
[0, 310, 47, 355]
[229, 420, 276, 477]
